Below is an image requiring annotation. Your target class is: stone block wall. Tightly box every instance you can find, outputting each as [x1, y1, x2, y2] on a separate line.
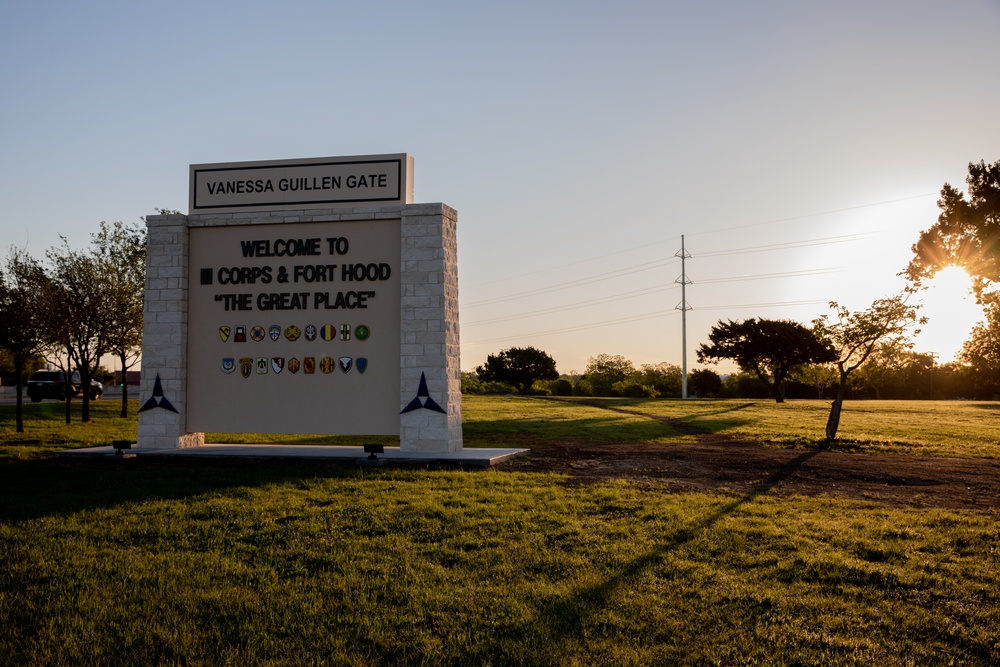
[136, 203, 462, 452]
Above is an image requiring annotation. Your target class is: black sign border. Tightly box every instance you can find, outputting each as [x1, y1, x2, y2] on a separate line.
[191, 158, 404, 211]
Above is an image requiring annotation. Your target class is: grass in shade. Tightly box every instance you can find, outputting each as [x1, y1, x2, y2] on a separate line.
[1, 396, 998, 664]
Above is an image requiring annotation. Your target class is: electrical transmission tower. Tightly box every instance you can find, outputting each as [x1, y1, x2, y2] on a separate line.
[675, 235, 692, 398]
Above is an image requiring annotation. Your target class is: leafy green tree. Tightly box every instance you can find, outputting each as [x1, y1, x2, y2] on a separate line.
[475, 346, 558, 395]
[906, 159, 1000, 303]
[956, 304, 1000, 396]
[92, 221, 146, 417]
[611, 380, 658, 398]
[847, 340, 912, 400]
[788, 363, 838, 399]
[583, 354, 635, 396]
[697, 318, 837, 403]
[0, 247, 48, 432]
[635, 362, 682, 397]
[44, 238, 112, 423]
[720, 371, 771, 398]
[549, 378, 573, 396]
[688, 368, 723, 398]
[813, 293, 923, 440]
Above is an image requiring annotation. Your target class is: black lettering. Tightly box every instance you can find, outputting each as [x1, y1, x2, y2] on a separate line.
[326, 237, 349, 255]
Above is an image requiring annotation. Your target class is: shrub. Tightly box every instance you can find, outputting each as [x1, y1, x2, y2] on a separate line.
[549, 378, 573, 396]
[611, 380, 659, 398]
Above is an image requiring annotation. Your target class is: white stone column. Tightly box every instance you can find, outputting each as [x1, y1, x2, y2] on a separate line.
[398, 204, 463, 452]
[136, 215, 204, 449]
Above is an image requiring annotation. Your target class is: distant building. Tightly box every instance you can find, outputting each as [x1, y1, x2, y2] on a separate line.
[114, 371, 142, 386]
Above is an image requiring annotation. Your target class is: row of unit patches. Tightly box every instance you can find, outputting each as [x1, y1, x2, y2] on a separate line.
[223, 356, 369, 378]
[219, 324, 371, 343]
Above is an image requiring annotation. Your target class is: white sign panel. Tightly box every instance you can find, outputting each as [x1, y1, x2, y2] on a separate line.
[189, 154, 414, 214]
[186, 219, 401, 434]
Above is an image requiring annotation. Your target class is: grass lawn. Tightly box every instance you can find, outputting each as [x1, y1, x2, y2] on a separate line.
[1, 397, 998, 664]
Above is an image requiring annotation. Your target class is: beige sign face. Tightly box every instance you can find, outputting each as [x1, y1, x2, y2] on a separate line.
[189, 154, 413, 214]
[186, 220, 401, 434]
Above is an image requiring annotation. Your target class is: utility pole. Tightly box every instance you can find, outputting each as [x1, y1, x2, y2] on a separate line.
[675, 235, 692, 398]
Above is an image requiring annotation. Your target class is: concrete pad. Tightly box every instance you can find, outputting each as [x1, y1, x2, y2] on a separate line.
[58, 444, 529, 468]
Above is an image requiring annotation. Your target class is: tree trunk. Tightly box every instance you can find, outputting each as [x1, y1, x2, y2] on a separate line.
[826, 380, 847, 440]
[81, 384, 90, 422]
[64, 346, 73, 424]
[771, 380, 785, 403]
[80, 362, 93, 423]
[14, 358, 25, 433]
[119, 352, 129, 418]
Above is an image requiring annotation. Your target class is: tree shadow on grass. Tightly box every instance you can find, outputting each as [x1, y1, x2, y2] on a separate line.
[463, 414, 685, 447]
[0, 456, 363, 523]
[547, 397, 754, 437]
[514, 448, 823, 650]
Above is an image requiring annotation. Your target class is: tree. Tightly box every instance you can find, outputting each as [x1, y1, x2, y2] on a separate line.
[635, 362, 682, 397]
[788, 363, 838, 399]
[688, 368, 722, 397]
[813, 292, 923, 440]
[475, 346, 558, 395]
[44, 239, 113, 423]
[697, 318, 837, 403]
[956, 304, 1000, 396]
[583, 354, 635, 396]
[848, 339, 913, 400]
[0, 247, 48, 432]
[92, 221, 146, 417]
[906, 159, 1000, 303]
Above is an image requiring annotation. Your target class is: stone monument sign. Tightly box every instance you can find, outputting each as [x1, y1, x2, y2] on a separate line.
[137, 153, 462, 452]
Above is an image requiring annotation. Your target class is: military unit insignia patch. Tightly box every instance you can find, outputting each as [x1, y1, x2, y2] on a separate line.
[220, 322, 375, 380]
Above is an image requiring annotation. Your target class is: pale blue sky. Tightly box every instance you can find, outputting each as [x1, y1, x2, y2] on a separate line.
[3, 1, 999, 374]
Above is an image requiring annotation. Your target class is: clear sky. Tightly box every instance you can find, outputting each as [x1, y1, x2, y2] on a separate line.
[2, 1, 999, 376]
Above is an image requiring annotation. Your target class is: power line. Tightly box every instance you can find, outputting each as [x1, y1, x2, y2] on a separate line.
[464, 297, 832, 346]
[463, 193, 934, 289]
[464, 283, 680, 327]
[463, 256, 678, 308]
[698, 232, 875, 258]
[686, 192, 937, 238]
[463, 267, 843, 326]
[465, 233, 866, 309]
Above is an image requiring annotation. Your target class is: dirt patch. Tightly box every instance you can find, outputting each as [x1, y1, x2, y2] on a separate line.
[499, 404, 1000, 511]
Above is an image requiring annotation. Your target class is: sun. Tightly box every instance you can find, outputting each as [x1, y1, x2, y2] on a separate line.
[913, 265, 984, 362]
